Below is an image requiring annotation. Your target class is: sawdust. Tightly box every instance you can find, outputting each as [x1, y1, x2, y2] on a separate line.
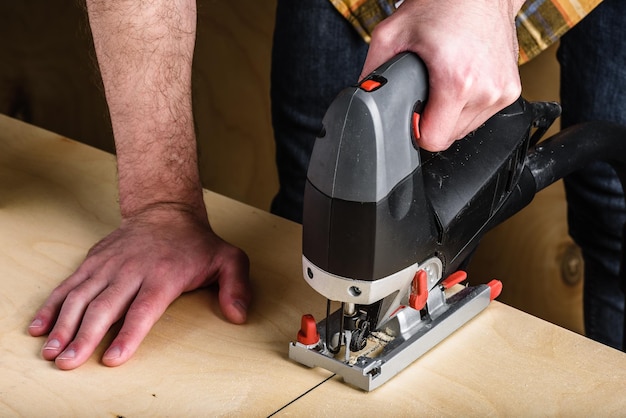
[346, 331, 395, 365]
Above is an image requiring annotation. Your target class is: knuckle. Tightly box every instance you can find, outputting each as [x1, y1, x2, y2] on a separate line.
[371, 20, 401, 49]
[491, 73, 521, 107]
[150, 257, 177, 278]
[220, 245, 251, 274]
[70, 334, 92, 348]
[449, 68, 521, 110]
[117, 258, 141, 276]
[114, 328, 136, 343]
[503, 78, 522, 101]
[86, 297, 115, 314]
[64, 287, 91, 305]
[444, 68, 476, 101]
[48, 285, 69, 302]
[112, 327, 145, 353]
[230, 246, 250, 266]
[483, 88, 502, 108]
[474, 83, 508, 109]
[128, 297, 159, 319]
[371, 21, 391, 42]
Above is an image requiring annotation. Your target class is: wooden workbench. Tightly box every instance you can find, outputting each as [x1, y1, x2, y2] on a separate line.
[1, 114, 625, 416]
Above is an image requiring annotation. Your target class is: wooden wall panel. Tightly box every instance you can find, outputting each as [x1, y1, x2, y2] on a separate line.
[192, 0, 278, 210]
[0, 1, 278, 211]
[0, 2, 114, 153]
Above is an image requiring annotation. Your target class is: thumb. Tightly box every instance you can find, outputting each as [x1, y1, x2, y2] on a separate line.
[359, 29, 402, 80]
[217, 251, 252, 324]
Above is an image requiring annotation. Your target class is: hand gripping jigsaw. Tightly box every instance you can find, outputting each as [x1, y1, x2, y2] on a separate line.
[289, 52, 626, 391]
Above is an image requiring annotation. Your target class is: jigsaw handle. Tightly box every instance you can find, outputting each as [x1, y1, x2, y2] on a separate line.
[306, 52, 428, 203]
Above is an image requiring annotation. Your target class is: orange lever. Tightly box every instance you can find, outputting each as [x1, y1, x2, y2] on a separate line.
[487, 279, 503, 300]
[442, 270, 468, 289]
[409, 269, 428, 310]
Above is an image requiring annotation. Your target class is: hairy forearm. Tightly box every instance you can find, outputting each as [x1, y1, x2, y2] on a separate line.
[86, 0, 204, 218]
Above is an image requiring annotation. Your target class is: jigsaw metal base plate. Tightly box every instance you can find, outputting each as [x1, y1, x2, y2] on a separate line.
[289, 284, 493, 391]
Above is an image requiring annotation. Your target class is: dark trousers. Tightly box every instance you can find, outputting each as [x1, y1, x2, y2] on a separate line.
[559, 0, 626, 349]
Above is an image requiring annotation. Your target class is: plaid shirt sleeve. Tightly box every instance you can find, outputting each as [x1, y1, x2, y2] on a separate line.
[329, 0, 603, 64]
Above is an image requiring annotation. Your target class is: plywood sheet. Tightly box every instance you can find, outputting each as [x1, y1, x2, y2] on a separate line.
[1, 115, 625, 416]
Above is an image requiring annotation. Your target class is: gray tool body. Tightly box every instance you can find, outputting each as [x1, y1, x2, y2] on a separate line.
[290, 52, 626, 390]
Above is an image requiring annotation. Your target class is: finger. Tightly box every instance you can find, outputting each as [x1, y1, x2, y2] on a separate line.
[100, 283, 179, 367]
[217, 249, 252, 325]
[417, 81, 467, 152]
[53, 281, 140, 370]
[28, 264, 94, 337]
[39, 275, 110, 361]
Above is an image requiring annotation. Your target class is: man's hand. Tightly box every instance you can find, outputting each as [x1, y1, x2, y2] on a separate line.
[27, 0, 251, 369]
[361, 0, 525, 151]
[29, 205, 251, 370]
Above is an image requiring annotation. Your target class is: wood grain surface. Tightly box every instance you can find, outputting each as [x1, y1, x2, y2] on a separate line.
[1, 115, 625, 416]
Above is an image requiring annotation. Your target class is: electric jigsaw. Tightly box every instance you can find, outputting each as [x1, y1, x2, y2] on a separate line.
[288, 52, 626, 391]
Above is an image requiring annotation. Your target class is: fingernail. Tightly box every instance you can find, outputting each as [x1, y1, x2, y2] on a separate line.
[57, 348, 76, 360]
[29, 318, 43, 328]
[103, 346, 121, 361]
[234, 300, 247, 314]
[43, 338, 61, 351]
[232, 300, 248, 322]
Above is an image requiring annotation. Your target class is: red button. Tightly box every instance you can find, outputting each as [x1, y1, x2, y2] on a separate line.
[360, 79, 382, 92]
